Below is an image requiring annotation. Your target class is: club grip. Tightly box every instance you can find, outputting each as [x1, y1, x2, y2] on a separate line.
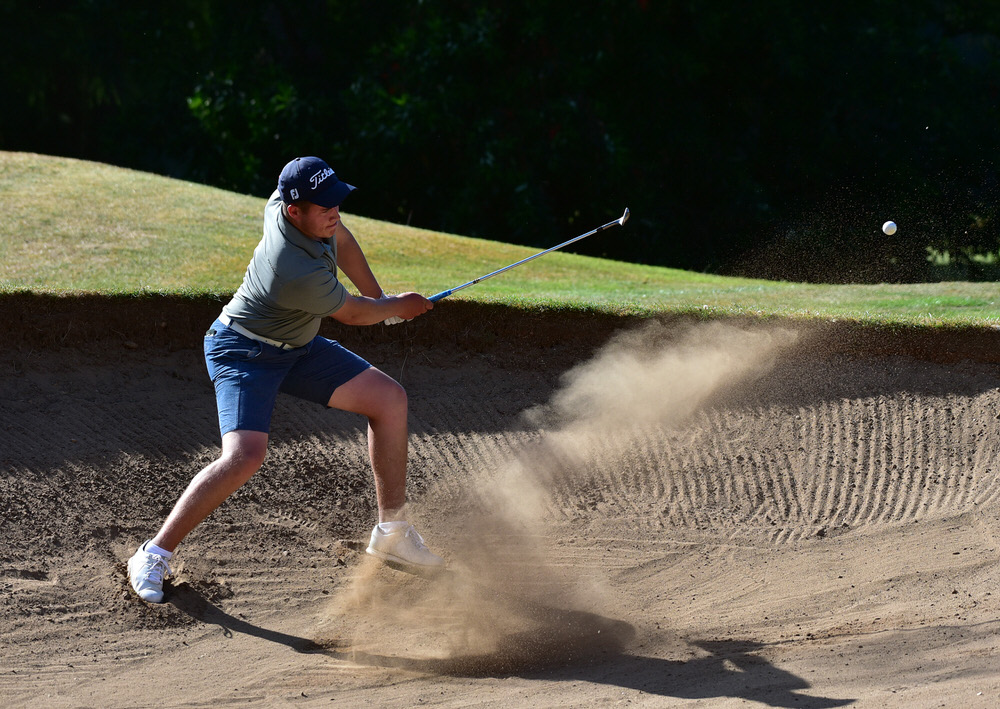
[428, 290, 451, 303]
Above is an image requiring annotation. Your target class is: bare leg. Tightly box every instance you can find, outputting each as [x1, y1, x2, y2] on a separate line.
[327, 367, 409, 521]
[151, 430, 269, 552]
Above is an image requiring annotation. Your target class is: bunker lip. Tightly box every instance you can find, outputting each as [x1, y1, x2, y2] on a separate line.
[2, 291, 998, 365]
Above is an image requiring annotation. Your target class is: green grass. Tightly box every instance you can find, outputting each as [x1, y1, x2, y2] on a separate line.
[1, 151, 997, 327]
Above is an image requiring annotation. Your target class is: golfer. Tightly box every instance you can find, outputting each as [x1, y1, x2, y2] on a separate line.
[128, 156, 444, 603]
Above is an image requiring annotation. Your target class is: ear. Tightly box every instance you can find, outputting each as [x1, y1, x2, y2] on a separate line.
[284, 202, 309, 227]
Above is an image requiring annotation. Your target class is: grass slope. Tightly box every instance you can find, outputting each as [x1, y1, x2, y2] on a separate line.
[1, 151, 996, 327]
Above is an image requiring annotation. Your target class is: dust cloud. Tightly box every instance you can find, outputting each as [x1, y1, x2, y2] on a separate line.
[319, 321, 799, 673]
[547, 320, 798, 431]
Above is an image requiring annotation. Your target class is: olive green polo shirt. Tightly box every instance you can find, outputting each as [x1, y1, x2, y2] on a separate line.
[222, 190, 348, 347]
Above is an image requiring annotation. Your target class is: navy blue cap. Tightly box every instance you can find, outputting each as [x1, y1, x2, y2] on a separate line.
[277, 156, 356, 207]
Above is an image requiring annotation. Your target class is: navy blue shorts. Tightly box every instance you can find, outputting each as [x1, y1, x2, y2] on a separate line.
[204, 318, 371, 435]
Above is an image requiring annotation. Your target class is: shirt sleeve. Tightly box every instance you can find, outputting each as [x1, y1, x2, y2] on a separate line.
[277, 270, 348, 317]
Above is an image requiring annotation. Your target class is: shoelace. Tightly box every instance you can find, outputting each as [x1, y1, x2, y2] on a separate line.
[141, 554, 171, 584]
[404, 526, 428, 550]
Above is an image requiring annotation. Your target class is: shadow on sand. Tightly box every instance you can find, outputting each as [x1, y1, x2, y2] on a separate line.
[168, 582, 853, 708]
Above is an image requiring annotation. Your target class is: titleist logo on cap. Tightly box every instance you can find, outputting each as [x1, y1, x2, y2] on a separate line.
[310, 167, 334, 191]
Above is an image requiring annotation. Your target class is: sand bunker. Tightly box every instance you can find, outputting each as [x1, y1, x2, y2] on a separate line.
[3, 306, 1000, 707]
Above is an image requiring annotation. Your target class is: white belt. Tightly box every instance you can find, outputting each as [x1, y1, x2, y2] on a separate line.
[219, 313, 297, 350]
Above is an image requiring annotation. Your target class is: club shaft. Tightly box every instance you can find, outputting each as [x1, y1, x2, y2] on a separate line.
[429, 208, 629, 302]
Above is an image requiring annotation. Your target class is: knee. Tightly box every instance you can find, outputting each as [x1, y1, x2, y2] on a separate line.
[219, 438, 267, 483]
[387, 380, 408, 411]
[371, 378, 408, 423]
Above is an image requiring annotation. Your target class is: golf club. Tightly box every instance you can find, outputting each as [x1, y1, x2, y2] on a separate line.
[428, 208, 630, 302]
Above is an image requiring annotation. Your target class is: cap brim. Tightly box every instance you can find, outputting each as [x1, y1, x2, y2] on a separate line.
[311, 181, 356, 208]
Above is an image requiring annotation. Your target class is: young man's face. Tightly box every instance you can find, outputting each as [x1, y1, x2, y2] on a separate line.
[288, 201, 340, 240]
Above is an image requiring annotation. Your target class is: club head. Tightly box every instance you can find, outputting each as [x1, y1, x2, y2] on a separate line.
[619, 207, 630, 226]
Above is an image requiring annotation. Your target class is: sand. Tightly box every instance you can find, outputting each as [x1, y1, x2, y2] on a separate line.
[3, 298, 1000, 708]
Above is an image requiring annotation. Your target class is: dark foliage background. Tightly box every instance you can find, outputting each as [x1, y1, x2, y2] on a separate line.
[3, 1, 1000, 282]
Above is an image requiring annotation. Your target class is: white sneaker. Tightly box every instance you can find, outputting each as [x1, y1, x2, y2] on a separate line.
[366, 523, 445, 569]
[127, 542, 171, 603]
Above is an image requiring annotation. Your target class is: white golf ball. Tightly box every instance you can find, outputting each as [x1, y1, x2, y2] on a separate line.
[882, 220, 897, 236]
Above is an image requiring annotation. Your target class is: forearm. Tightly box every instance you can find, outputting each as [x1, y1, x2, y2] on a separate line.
[330, 294, 394, 326]
[330, 291, 433, 327]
